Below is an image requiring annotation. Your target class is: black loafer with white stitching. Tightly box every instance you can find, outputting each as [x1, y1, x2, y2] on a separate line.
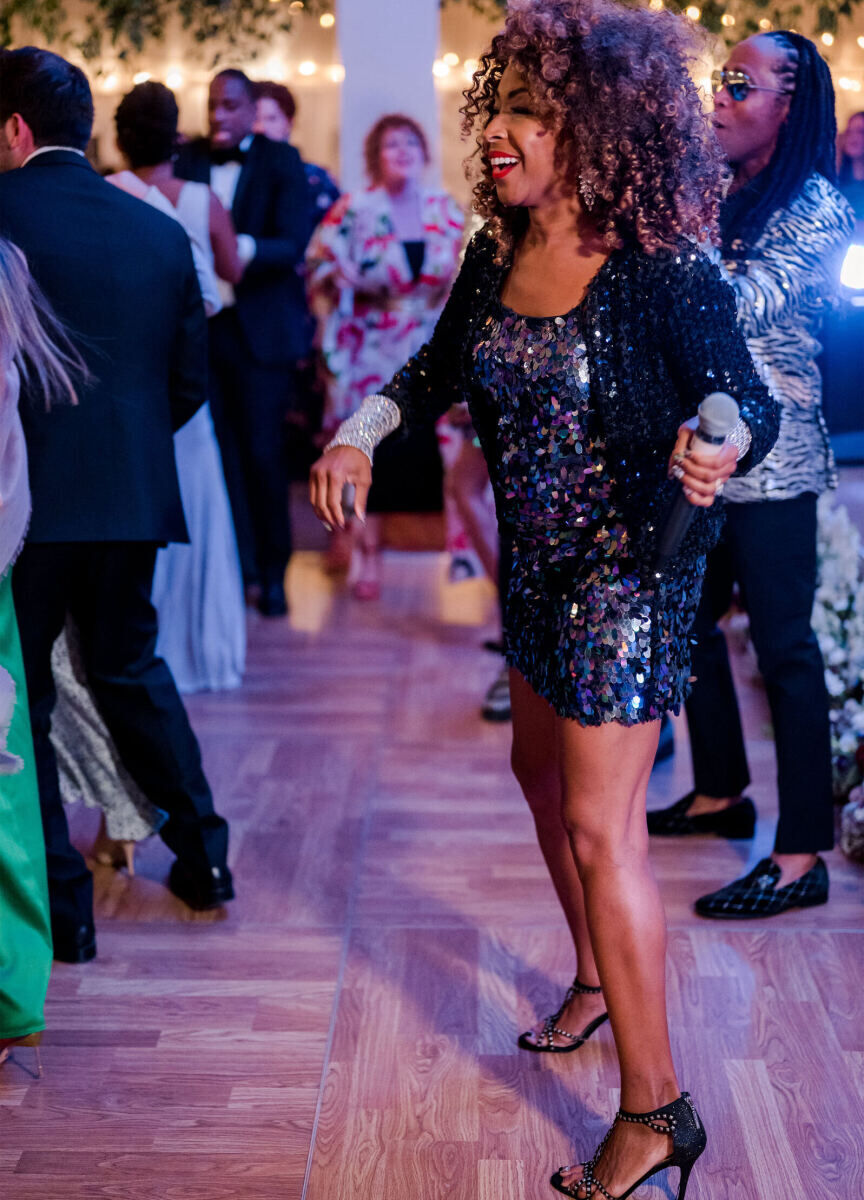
[694, 856, 828, 919]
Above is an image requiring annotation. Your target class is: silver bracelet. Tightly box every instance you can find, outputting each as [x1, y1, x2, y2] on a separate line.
[325, 394, 402, 465]
[727, 418, 752, 462]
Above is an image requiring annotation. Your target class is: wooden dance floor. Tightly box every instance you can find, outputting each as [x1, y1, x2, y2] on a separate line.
[2, 491, 863, 1200]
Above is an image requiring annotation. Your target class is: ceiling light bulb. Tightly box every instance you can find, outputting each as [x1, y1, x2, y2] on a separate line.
[821, 32, 834, 46]
[298, 60, 318, 76]
[432, 59, 451, 78]
[133, 71, 151, 84]
[684, 6, 701, 21]
[720, 13, 735, 27]
[319, 12, 335, 27]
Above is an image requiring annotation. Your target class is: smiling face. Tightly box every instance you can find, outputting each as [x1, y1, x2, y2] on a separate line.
[376, 125, 427, 188]
[711, 36, 792, 171]
[208, 74, 256, 149]
[482, 63, 561, 209]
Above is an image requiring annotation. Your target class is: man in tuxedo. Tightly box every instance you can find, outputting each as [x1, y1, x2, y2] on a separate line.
[175, 69, 311, 617]
[0, 47, 235, 962]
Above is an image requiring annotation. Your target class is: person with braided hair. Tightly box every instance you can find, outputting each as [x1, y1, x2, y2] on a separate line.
[648, 33, 855, 918]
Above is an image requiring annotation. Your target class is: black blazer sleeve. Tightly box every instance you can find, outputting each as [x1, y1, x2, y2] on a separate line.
[381, 230, 490, 431]
[660, 251, 780, 475]
[169, 238, 209, 432]
[243, 145, 312, 278]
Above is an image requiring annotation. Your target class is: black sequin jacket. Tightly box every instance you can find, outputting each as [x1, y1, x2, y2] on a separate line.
[381, 228, 780, 578]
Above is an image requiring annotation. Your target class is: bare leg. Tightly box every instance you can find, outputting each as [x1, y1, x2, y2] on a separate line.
[554, 712, 679, 1197]
[510, 670, 604, 1045]
[353, 514, 382, 597]
[446, 440, 499, 582]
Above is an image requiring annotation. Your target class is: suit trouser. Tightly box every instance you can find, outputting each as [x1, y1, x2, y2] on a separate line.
[12, 542, 229, 938]
[209, 308, 294, 588]
[684, 492, 834, 854]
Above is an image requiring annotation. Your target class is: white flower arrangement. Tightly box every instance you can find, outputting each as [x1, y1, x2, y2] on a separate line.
[812, 496, 864, 862]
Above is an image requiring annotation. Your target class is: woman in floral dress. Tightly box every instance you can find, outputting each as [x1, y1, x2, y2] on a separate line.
[306, 114, 464, 595]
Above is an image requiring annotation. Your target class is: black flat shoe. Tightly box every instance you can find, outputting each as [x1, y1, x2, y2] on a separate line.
[168, 860, 235, 910]
[647, 792, 755, 839]
[694, 856, 828, 919]
[550, 1092, 706, 1199]
[518, 977, 608, 1054]
[257, 583, 288, 618]
[52, 923, 97, 964]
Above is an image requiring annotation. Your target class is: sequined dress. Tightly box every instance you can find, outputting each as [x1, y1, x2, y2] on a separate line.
[474, 301, 702, 725]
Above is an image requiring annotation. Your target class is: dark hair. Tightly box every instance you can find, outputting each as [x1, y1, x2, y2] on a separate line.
[460, 0, 724, 261]
[720, 32, 838, 256]
[363, 114, 430, 186]
[839, 110, 864, 186]
[114, 82, 178, 168]
[212, 68, 257, 101]
[255, 81, 296, 123]
[0, 46, 94, 151]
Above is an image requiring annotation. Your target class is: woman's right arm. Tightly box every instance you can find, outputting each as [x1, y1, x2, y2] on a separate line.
[209, 193, 244, 285]
[309, 230, 489, 528]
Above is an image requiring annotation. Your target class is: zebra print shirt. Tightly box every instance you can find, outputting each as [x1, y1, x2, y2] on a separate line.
[720, 173, 854, 504]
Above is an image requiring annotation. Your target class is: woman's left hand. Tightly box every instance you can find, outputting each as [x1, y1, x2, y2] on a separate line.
[669, 423, 739, 508]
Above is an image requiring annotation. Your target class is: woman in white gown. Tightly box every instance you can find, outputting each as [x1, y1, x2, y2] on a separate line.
[50, 82, 246, 867]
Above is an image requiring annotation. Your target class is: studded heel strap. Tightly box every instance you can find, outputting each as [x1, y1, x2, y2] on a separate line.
[539, 978, 604, 1048]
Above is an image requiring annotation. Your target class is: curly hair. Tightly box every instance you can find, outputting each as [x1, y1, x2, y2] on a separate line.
[460, 0, 725, 259]
[364, 114, 430, 186]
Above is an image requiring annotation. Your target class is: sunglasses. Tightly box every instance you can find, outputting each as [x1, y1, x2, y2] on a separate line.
[711, 68, 791, 102]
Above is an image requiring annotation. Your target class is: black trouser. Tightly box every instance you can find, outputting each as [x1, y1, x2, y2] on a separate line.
[684, 493, 834, 854]
[13, 542, 230, 939]
[209, 308, 294, 588]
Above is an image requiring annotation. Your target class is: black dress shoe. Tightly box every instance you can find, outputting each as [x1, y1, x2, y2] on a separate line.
[694, 856, 829, 919]
[168, 860, 235, 911]
[647, 791, 756, 839]
[257, 583, 287, 618]
[52, 923, 97, 964]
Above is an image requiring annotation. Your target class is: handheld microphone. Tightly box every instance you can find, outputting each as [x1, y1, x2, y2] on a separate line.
[652, 391, 739, 576]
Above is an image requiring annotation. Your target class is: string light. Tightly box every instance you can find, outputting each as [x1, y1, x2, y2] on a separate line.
[165, 69, 184, 89]
[821, 32, 834, 46]
[648, 0, 663, 10]
[101, 72, 119, 92]
[858, 36, 864, 49]
[684, 6, 701, 21]
[432, 59, 451, 78]
[319, 12, 335, 27]
[298, 60, 318, 76]
[758, 18, 773, 30]
[443, 52, 460, 67]
[838, 77, 863, 92]
[289, 1, 304, 8]
[720, 13, 735, 27]
[328, 64, 345, 83]
[133, 71, 151, 84]
[463, 58, 479, 78]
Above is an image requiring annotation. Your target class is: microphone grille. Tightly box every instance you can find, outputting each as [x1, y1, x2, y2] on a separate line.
[698, 391, 740, 439]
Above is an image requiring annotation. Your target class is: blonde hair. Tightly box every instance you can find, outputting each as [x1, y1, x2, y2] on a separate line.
[0, 238, 83, 408]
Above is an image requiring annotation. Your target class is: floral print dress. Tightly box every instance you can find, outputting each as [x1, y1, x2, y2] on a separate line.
[307, 188, 464, 514]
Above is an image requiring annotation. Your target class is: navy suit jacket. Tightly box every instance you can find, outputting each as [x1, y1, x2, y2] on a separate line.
[174, 135, 312, 363]
[0, 150, 207, 544]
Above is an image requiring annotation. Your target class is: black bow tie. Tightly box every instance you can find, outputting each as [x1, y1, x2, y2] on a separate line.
[210, 145, 248, 166]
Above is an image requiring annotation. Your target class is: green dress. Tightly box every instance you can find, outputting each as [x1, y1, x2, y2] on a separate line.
[0, 567, 52, 1039]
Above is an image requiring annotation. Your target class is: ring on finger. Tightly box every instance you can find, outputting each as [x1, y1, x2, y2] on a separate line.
[714, 480, 724, 495]
[671, 463, 685, 481]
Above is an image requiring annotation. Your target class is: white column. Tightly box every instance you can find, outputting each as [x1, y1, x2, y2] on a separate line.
[337, 0, 439, 192]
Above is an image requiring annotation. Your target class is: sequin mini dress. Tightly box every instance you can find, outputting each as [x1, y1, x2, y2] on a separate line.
[474, 300, 704, 726]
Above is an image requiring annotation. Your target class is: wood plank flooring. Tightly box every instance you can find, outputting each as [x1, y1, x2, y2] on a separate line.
[2, 493, 863, 1199]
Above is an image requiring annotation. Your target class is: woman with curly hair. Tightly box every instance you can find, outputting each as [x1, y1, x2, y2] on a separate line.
[312, 2, 779, 1195]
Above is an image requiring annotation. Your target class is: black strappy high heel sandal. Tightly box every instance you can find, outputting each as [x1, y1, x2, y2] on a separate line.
[550, 1092, 706, 1199]
[517, 977, 609, 1054]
